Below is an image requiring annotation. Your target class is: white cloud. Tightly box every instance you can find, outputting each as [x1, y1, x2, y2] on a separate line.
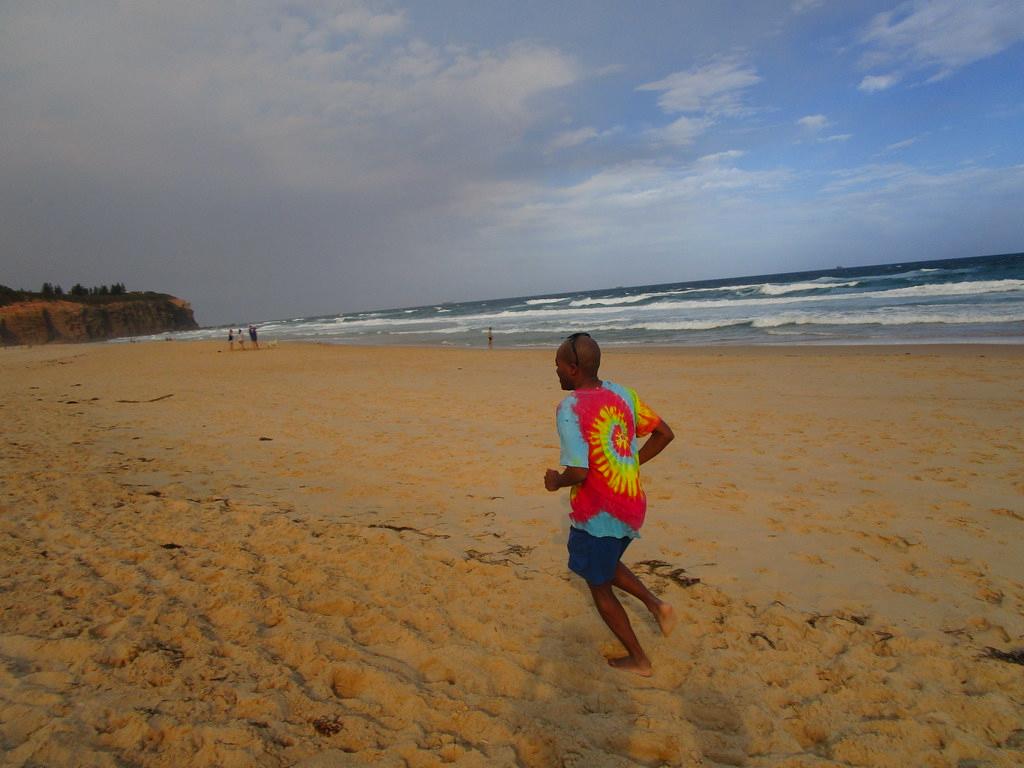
[655, 116, 715, 146]
[819, 164, 1024, 231]
[0, 4, 579, 191]
[329, 7, 406, 38]
[796, 116, 848, 143]
[470, 158, 1024, 294]
[792, 0, 824, 13]
[441, 44, 577, 123]
[480, 157, 791, 241]
[823, 163, 920, 193]
[637, 55, 761, 147]
[547, 127, 599, 151]
[545, 125, 623, 152]
[637, 55, 761, 116]
[0, 1, 588, 321]
[797, 114, 829, 130]
[697, 150, 746, 165]
[886, 137, 918, 151]
[858, 73, 900, 92]
[860, 0, 1024, 83]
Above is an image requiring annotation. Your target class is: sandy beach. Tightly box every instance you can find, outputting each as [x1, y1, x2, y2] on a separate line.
[1, 340, 1022, 767]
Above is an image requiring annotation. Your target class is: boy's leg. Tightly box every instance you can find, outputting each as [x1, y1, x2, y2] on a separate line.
[588, 582, 652, 676]
[611, 563, 678, 637]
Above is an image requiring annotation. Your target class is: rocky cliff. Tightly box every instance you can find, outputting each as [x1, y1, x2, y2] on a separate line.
[0, 295, 198, 345]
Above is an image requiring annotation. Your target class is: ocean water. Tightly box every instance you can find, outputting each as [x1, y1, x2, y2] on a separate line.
[155, 252, 1024, 347]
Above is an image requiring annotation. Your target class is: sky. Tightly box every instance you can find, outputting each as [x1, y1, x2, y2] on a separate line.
[2, 1, 1023, 326]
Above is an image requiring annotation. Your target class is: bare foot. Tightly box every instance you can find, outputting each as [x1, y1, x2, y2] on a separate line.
[654, 602, 677, 637]
[607, 655, 653, 677]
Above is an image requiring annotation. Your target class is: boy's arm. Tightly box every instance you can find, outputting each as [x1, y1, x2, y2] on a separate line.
[544, 466, 588, 491]
[638, 419, 674, 465]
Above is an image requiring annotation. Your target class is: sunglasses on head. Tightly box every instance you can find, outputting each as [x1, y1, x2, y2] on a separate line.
[565, 332, 591, 366]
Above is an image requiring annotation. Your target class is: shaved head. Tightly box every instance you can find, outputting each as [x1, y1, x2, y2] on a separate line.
[558, 333, 601, 376]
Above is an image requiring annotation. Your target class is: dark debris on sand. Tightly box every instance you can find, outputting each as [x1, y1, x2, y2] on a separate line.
[368, 523, 449, 539]
[633, 559, 701, 587]
[465, 544, 534, 566]
[982, 647, 1024, 665]
[312, 716, 344, 736]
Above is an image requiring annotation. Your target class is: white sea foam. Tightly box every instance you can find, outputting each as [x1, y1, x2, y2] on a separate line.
[374, 305, 1024, 336]
[525, 297, 568, 305]
[337, 315, 448, 327]
[389, 327, 465, 335]
[271, 277, 1024, 336]
[757, 280, 860, 295]
[327, 305, 629, 328]
[845, 266, 975, 283]
[568, 293, 661, 307]
[590, 319, 751, 332]
[310, 279, 1024, 333]
[671, 283, 763, 295]
[862, 279, 1024, 299]
[577, 277, 854, 300]
[637, 279, 1024, 312]
[749, 307, 1024, 328]
[665, 278, 856, 297]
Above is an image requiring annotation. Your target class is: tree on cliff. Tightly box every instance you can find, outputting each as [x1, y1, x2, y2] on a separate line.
[0, 285, 26, 307]
[5, 282, 133, 305]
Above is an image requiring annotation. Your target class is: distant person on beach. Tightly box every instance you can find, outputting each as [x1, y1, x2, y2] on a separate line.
[544, 332, 676, 676]
[487, 327, 493, 349]
[237, 329, 246, 351]
[228, 328, 235, 351]
[249, 324, 259, 350]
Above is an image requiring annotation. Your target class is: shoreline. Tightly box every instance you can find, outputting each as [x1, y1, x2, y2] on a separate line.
[98, 332, 1024, 350]
[6, 334, 1016, 357]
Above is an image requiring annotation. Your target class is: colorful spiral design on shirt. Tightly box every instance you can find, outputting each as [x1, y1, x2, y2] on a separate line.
[587, 404, 640, 498]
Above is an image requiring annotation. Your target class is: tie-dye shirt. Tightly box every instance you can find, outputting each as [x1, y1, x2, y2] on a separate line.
[556, 381, 662, 538]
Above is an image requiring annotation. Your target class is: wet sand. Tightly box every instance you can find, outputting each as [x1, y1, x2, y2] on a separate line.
[1, 340, 1022, 767]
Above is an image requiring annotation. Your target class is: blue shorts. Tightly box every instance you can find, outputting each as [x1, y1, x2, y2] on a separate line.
[567, 527, 632, 586]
